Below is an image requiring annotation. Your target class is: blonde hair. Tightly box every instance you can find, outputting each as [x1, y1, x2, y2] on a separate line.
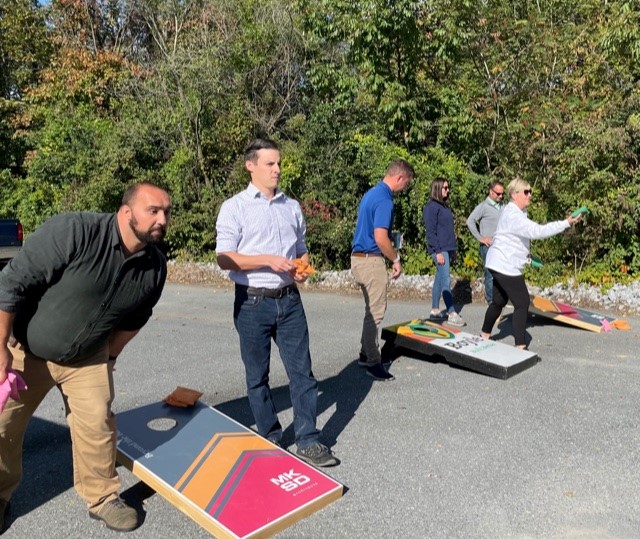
[507, 177, 531, 200]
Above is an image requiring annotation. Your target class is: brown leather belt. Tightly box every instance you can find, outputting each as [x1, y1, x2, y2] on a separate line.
[351, 252, 383, 257]
[236, 283, 297, 298]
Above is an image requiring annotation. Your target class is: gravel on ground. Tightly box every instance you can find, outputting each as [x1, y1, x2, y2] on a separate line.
[167, 261, 639, 316]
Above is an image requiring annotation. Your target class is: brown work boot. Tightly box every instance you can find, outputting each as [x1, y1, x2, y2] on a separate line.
[0, 499, 8, 532]
[89, 497, 138, 532]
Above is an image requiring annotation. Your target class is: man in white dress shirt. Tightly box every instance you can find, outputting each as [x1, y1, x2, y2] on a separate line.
[215, 138, 338, 467]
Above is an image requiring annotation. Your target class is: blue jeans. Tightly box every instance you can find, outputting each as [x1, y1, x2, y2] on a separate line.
[233, 286, 319, 448]
[480, 244, 493, 303]
[431, 251, 454, 313]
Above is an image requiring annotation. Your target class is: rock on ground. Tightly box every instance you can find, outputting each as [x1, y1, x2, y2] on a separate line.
[167, 261, 639, 316]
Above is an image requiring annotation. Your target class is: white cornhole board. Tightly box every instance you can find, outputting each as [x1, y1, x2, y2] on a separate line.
[381, 318, 539, 379]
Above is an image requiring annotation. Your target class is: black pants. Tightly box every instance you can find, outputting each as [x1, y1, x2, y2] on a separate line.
[481, 270, 530, 347]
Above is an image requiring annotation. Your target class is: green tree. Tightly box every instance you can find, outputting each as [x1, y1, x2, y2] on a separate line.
[0, 0, 51, 178]
[297, 0, 442, 148]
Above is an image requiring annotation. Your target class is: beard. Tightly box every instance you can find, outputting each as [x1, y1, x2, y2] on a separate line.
[128, 215, 166, 244]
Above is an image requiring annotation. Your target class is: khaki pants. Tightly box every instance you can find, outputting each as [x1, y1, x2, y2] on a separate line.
[0, 345, 120, 510]
[351, 255, 389, 364]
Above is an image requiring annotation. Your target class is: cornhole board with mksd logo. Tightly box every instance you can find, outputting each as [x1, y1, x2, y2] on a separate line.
[116, 401, 343, 538]
[381, 319, 539, 379]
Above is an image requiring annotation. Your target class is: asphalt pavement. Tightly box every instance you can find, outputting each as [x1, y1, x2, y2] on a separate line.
[3, 283, 640, 539]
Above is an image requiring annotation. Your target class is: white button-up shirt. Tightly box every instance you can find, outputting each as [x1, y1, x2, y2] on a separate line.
[486, 202, 569, 276]
[215, 183, 308, 288]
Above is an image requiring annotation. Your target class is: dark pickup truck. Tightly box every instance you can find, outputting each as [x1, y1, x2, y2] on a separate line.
[0, 219, 23, 267]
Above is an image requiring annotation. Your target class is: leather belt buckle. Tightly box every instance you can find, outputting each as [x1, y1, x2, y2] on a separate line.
[244, 284, 294, 298]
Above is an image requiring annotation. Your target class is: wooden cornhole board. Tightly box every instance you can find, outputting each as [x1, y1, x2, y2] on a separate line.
[529, 295, 627, 333]
[116, 400, 343, 538]
[381, 319, 539, 379]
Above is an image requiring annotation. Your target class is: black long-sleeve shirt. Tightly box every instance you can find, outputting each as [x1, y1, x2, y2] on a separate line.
[0, 212, 166, 363]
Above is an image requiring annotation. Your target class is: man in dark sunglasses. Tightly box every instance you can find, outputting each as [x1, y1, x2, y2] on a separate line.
[466, 180, 505, 303]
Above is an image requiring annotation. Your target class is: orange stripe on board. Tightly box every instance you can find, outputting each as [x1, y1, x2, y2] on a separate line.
[175, 432, 250, 490]
[175, 432, 272, 509]
[174, 433, 218, 491]
[532, 296, 558, 312]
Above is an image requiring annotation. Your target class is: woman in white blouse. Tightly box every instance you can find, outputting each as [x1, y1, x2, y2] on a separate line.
[480, 177, 582, 349]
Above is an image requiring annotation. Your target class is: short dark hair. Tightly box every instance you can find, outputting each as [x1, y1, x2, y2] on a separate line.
[121, 182, 165, 206]
[244, 138, 279, 163]
[489, 179, 504, 191]
[430, 177, 449, 205]
[385, 159, 415, 179]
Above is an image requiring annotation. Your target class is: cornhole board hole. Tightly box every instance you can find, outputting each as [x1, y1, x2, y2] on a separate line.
[529, 295, 624, 333]
[116, 400, 343, 539]
[381, 319, 539, 379]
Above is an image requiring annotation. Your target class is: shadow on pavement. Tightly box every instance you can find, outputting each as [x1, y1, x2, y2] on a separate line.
[316, 361, 374, 447]
[5, 418, 73, 528]
[452, 278, 473, 306]
[215, 359, 375, 450]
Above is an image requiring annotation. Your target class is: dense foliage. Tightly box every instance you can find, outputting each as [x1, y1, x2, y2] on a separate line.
[1, 0, 639, 285]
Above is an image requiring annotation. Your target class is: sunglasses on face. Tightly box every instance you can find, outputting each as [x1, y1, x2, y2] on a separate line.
[491, 189, 504, 196]
[442, 186, 450, 191]
[523, 189, 533, 196]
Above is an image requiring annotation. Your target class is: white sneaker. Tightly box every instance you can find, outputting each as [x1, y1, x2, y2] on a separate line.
[447, 312, 466, 327]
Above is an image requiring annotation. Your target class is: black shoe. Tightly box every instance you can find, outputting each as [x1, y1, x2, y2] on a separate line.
[357, 352, 377, 367]
[381, 356, 394, 367]
[296, 442, 340, 467]
[366, 363, 395, 381]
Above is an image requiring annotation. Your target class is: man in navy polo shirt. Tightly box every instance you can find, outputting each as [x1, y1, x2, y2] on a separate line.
[351, 160, 414, 381]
